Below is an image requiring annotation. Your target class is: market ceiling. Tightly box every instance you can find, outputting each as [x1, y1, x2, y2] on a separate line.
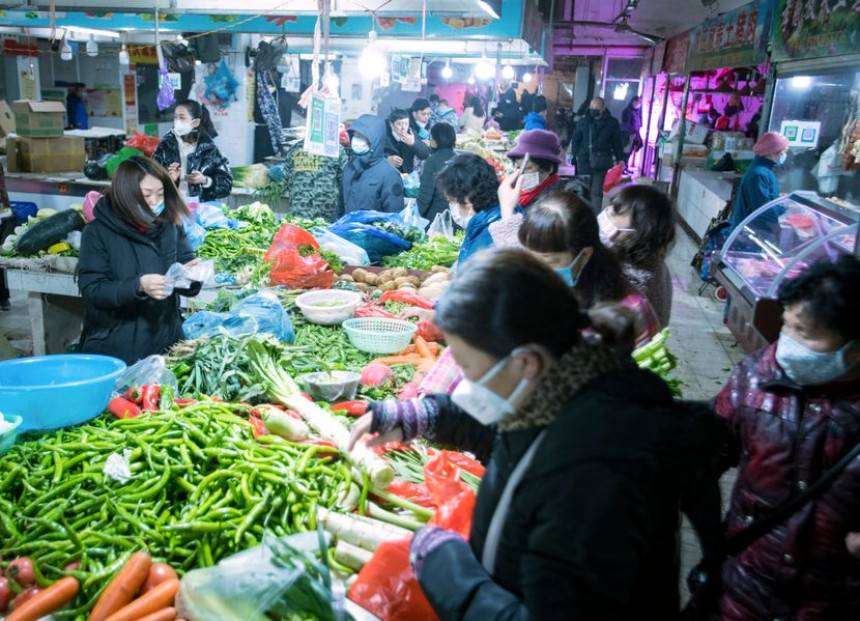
[555, 0, 756, 47]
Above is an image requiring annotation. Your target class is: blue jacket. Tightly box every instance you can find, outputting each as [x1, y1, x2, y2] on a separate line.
[458, 205, 524, 265]
[342, 115, 405, 214]
[523, 111, 547, 131]
[731, 156, 779, 230]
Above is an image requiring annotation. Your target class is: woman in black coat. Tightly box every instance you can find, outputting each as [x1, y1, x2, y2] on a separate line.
[417, 123, 457, 220]
[350, 248, 725, 620]
[385, 108, 431, 174]
[78, 157, 202, 365]
[152, 100, 232, 202]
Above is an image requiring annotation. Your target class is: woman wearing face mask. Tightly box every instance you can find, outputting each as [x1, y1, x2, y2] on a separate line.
[342, 114, 405, 214]
[694, 256, 860, 621]
[598, 185, 676, 327]
[78, 157, 202, 365]
[349, 248, 721, 620]
[385, 108, 432, 174]
[729, 131, 790, 232]
[417, 123, 458, 221]
[152, 100, 232, 202]
[505, 130, 570, 208]
[435, 153, 520, 266]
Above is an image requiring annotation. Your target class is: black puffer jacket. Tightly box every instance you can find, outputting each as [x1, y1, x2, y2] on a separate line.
[384, 123, 432, 174]
[419, 362, 725, 620]
[570, 111, 625, 174]
[77, 197, 200, 365]
[417, 147, 455, 220]
[152, 131, 232, 202]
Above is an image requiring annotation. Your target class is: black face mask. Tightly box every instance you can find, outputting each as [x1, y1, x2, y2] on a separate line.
[590, 109, 602, 118]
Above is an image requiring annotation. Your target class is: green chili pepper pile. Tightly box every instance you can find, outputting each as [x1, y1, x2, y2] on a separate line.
[0, 403, 353, 613]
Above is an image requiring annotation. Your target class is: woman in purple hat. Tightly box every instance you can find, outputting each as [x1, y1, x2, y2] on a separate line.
[505, 130, 570, 209]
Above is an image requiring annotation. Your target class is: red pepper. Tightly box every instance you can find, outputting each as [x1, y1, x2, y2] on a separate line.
[380, 290, 434, 310]
[248, 415, 268, 439]
[140, 384, 161, 411]
[174, 398, 198, 406]
[108, 397, 142, 419]
[298, 438, 338, 458]
[123, 387, 143, 404]
[331, 400, 368, 416]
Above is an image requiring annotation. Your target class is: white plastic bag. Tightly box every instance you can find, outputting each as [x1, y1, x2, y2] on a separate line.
[427, 209, 454, 240]
[114, 355, 177, 396]
[400, 199, 430, 232]
[164, 259, 216, 296]
[312, 228, 370, 266]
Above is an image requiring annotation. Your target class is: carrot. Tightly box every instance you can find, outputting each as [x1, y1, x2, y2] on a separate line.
[104, 579, 179, 621]
[371, 354, 422, 366]
[134, 608, 177, 621]
[6, 576, 79, 621]
[89, 552, 152, 621]
[414, 335, 433, 359]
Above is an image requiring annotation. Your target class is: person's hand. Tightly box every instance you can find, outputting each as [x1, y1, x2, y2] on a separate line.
[399, 129, 415, 146]
[387, 155, 404, 169]
[167, 163, 181, 183]
[185, 170, 208, 185]
[183, 257, 201, 270]
[399, 307, 435, 323]
[847, 532, 860, 559]
[139, 274, 169, 300]
[347, 413, 404, 451]
[423, 139, 435, 149]
[498, 168, 524, 219]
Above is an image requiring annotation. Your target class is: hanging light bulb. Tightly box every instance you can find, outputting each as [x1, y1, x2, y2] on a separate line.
[60, 40, 73, 61]
[467, 75, 476, 85]
[359, 29, 386, 79]
[475, 57, 494, 81]
[441, 63, 453, 80]
[86, 34, 98, 57]
[522, 72, 533, 83]
[501, 64, 515, 80]
[118, 44, 130, 66]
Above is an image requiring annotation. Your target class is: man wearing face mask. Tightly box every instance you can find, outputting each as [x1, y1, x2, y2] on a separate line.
[569, 98, 626, 212]
[349, 248, 726, 620]
[696, 257, 860, 620]
[729, 131, 790, 232]
[341, 114, 405, 214]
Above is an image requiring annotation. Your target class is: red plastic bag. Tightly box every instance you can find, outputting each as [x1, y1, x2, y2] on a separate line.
[381, 290, 434, 310]
[386, 480, 435, 508]
[416, 321, 444, 343]
[425, 451, 476, 537]
[603, 164, 625, 193]
[354, 303, 397, 319]
[264, 224, 333, 289]
[125, 132, 161, 158]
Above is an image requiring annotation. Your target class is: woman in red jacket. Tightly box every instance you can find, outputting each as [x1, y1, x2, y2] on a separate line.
[706, 256, 860, 620]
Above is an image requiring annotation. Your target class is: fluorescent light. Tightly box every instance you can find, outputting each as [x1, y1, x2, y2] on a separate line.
[360, 46, 386, 78]
[441, 63, 453, 80]
[523, 72, 533, 83]
[476, 0, 501, 19]
[61, 41, 73, 61]
[467, 75, 476, 85]
[790, 76, 812, 89]
[501, 64, 515, 80]
[86, 35, 98, 57]
[66, 26, 120, 39]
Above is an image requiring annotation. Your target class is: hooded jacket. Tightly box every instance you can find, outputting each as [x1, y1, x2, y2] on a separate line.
[342, 115, 405, 214]
[77, 196, 200, 365]
[152, 131, 233, 202]
[523, 111, 547, 131]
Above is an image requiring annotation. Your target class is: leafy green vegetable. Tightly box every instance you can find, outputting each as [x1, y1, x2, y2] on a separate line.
[382, 237, 461, 270]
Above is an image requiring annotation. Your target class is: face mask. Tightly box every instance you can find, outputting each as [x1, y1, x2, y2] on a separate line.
[590, 109, 602, 118]
[597, 210, 635, 246]
[351, 137, 370, 155]
[775, 333, 855, 386]
[451, 350, 531, 425]
[149, 200, 165, 217]
[173, 120, 194, 137]
[777, 152, 788, 166]
[449, 202, 472, 229]
[521, 171, 541, 191]
[553, 249, 587, 287]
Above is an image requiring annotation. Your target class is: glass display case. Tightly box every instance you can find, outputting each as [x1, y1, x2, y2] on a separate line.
[714, 192, 859, 352]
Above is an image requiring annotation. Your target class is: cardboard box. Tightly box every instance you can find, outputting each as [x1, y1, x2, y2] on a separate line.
[0, 100, 15, 138]
[6, 136, 86, 173]
[12, 100, 65, 138]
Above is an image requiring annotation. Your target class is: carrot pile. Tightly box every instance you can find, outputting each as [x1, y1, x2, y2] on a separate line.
[372, 335, 441, 378]
[90, 552, 180, 621]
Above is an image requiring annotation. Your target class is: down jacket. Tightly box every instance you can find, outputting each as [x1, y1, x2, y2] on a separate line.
[152, 131, 233, 202]
[713, 343, 860, 620]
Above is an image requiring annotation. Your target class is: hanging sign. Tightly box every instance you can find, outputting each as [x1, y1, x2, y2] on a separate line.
[662, 32, 689, 75]
[773, 0, 860, 61]
[304, 92, 342, 159]
[779, 119, 822, 148]
[686, 0, 776, 72]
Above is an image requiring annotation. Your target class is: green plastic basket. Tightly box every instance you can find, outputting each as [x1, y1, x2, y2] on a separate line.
[342, 318, 418, 354]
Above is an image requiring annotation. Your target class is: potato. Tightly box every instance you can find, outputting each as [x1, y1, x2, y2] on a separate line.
[390, 268, 408, 278]
[398, 283, 417, 291]
[406, 276, 420, 286]
[422, 272, 449, 286]
[364, 273, 380, 286]
[393, 277, 413, 287]
[377, 273, 395, 283]
[379, 281, 396, 291]
[352, 268, 370, 283]
[339, 274, 355, 282]
[431, 266, 449, 274]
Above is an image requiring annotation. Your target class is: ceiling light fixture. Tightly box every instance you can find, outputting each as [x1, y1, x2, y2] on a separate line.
[60, 40, 73, 61]
[475, 57, 494, 81]
[441, 63, 453, 80]
[501, 64, 515, 80]
[118, 44, 129, 65]
[86, 34, 98, 57]
[523, 72, 533, 83]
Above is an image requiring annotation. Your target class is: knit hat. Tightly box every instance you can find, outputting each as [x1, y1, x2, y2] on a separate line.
[753, 132, 790, 156]
[506, 130, 563, 164]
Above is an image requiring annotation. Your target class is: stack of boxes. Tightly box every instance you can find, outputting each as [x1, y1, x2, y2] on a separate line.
[4, 100, 86, 173]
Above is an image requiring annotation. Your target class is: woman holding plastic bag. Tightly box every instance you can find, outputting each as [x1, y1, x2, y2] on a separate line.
[349, 248, 721, 620]
[78, 157, 204, 365]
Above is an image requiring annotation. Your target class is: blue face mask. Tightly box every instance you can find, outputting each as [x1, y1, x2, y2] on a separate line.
[150, 200, 165, 217]
[351, 137, 370, 155]
[554, 250, 587, 287]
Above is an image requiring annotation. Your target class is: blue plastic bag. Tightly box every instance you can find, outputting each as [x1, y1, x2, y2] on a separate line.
[311, 228, 370, 266]
[195, 203, 231, 229]
[183, 291, 295, 343]
[328, 211, 412, 264]
[334, 210, 406, 227]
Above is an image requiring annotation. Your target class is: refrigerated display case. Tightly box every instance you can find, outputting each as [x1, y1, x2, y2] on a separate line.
[714, 191, 859, 352]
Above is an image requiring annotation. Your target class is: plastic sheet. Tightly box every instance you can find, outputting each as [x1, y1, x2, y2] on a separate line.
[329, 212, 412, 264]
[312, 228, 370, 266]
[114, 355, 177, 397]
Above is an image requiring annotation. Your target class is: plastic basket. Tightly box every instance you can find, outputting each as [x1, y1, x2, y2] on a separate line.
[295, 290, 362, 326]
[342, 318, 418, 354]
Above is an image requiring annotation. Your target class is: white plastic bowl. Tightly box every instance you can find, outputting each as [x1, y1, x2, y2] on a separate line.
[295, 290, 362, 326]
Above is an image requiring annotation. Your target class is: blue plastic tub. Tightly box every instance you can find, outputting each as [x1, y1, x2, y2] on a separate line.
[0, 355, 126, 432]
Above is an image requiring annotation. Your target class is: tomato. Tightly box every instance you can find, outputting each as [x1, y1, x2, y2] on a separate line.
[7, 558, 35, 587]
[140, 564, 178, 595]
[0, 577, 12, 612]
[12, 586, 41, 610]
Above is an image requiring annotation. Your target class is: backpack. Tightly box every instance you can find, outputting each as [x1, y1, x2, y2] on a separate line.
[691, 200, 733, 287]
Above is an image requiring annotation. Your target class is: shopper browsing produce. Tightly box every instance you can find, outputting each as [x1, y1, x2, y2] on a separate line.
[78, 157, 202, 364]
[349, 248, 720, 619]
[692, 256, 860, 621]
[730, 131, 790, 232]
[459, 96, 487, 136]
[385, 108, 432, 174]
[152, 100, 233, 202]
[342, 114, 406, 213]
[417, 123, 458, 221]
[599, 185, 677, 327]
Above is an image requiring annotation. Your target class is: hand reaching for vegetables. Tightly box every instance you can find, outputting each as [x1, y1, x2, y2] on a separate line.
[348, 413, 404, 450]
[139, 274, 170, 300]
[348, 397, 439, 451]
[498, 169, 524, 220]
[399, 307, 436, 323]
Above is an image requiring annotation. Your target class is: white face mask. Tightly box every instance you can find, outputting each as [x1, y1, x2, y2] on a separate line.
[173, 120, 195, 137]
[775, 333, 855, 386]
[451, 350, 531, 425]
[597, 209, 635, 246]
[449, 202, 472, 229]
[521, 171, 541, 191]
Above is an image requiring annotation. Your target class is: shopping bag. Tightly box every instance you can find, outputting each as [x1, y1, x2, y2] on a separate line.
[124, 132, 160, 158]
[603, 164, 624, 194]
[400, 200, 430, 231]
[427, 210, 454, 240]
[264, 223, 334, 289]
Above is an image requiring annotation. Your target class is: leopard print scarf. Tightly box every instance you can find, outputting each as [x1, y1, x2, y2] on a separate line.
[498, 340, 622, 432]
